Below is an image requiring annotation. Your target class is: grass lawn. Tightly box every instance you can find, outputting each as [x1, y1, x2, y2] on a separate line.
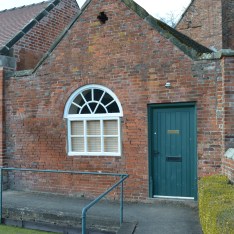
[0, 225, 58, 234]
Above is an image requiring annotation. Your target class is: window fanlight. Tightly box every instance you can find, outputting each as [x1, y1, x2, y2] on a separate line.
[64, 85, 123, 156]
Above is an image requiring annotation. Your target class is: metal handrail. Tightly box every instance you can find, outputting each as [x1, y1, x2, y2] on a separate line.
[0, 167, 129, 234]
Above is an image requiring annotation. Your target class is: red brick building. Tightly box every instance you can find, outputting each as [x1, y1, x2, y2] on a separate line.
[176, 0, 234, 50]
[0, 0, 233, 200]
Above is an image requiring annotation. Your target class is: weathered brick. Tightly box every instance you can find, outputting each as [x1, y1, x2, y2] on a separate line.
[177, 0, 233, 50]
[0, 0, 233, 200]
[12, 0, 79, 70]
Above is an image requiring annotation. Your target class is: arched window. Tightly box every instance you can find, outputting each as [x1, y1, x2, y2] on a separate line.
[64, 85, 123, 156]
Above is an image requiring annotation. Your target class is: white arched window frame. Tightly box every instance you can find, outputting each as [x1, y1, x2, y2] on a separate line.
[64, 84, 123, 156]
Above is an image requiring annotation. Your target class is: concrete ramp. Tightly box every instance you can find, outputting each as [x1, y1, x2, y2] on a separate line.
[2, 190, 202, 234]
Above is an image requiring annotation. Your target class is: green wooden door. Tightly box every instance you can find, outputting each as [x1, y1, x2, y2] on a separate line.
[149, 104, 196, 198]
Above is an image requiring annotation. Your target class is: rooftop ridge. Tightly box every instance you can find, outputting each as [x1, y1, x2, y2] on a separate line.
[0, 1, 52, 14]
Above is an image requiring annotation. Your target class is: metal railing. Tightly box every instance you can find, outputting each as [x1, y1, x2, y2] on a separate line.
[0, 167, 129, 234]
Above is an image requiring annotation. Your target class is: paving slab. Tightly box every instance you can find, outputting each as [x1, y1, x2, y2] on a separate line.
[2, 190, 202, 234]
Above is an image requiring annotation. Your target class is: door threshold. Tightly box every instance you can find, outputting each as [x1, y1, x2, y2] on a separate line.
[153, 195, 194, 200]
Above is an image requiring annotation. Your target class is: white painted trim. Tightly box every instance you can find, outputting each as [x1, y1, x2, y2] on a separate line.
[68, 152, 121, 157]
[118, 118, 122, 154]
[153, 195, 194, 200]
[100, 119, 104, 153]
[72, 102, 82, 108]
[64, 84, 123, 118]
[64, 85, 123, 157]
[105, 99, 115, 108]
[67, 118, 121, 156]
[81, 93, 93, 114]
[67, 114, 121, 119]
[67, 120, 72, 153]
[84, 120, 87, 152]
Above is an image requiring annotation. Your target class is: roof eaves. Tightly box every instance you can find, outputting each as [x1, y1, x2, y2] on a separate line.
[7, 69, 34, 78]
[0, 0, 60, 55]
[200, 49, 234, 60]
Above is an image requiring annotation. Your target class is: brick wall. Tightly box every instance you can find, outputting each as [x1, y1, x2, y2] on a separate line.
[0, 55, 16, 168]
[4, 0, 225, 200]
[13, 0, 79, 70]
[222, 0, 234, 49]
[176, 0, 223, 50]
[222, 157, 234, 182]
[222, 56, 234, 182]
[177, 0, 234, 50]
[222, 56, 234, 150]
[0, 68, 4, 167]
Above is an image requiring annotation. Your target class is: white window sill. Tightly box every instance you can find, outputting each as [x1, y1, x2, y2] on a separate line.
[68, 152, 121, 157]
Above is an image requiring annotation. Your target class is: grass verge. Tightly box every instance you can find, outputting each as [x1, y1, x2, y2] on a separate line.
[0, 225, 58, 234]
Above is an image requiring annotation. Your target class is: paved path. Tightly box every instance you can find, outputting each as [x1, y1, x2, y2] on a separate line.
[125, 202, 202, 234]
[3, 190, 202, 234]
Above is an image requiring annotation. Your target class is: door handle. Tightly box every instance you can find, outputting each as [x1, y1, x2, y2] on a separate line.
[154, 151, 160, 156]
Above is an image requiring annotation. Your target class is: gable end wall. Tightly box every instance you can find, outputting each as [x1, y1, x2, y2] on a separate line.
[12, 0, 79, 70]
[177, 0, 234, 50]
[176, 0, 223, 50]
[3, 0, 227, 200]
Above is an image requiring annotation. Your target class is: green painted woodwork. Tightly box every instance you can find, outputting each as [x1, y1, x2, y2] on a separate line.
[148, 103, 197, 199]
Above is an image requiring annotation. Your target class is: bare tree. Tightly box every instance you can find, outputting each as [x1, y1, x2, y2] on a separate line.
[159, 11, 180, 28]
[155, 6, 188, 28]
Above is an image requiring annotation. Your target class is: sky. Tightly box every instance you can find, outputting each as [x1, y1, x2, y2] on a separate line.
[0, 0, 191, 21]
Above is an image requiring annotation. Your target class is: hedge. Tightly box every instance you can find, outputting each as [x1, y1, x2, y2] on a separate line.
[199, 175, 234, 234]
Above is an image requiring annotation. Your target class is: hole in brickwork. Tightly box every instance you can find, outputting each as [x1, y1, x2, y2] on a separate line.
[97, 12, 108, 24]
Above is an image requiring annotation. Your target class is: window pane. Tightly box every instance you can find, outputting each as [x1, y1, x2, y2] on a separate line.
[69, 104, 80, 114]
[94, 89, 104, 101]
[106, 102, 120, 113]
[89, 102, 97, 112]
[104, 120, 118, 135]
[95, 104, 106, 114]
[71, 121, 83, 135]
[104, 137, 118, 153]
[73, 94, 85, 106]
[71, 137, 84, 152]
[82, 89, 92, 102]
[102, 93, 113, 105]
[87, 121, 100, 135]
[87, 137, 101, 152]
[81, 105, 91, 114]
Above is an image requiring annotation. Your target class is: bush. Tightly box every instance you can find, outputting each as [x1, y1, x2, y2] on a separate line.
[199, 175, 234, 234]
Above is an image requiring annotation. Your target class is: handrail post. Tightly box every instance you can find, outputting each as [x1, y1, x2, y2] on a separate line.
[0, 168, 2, 224]
[120, 175, 124, 225]
[82, 209, 87, 234]
[0, 168, 128, 232]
